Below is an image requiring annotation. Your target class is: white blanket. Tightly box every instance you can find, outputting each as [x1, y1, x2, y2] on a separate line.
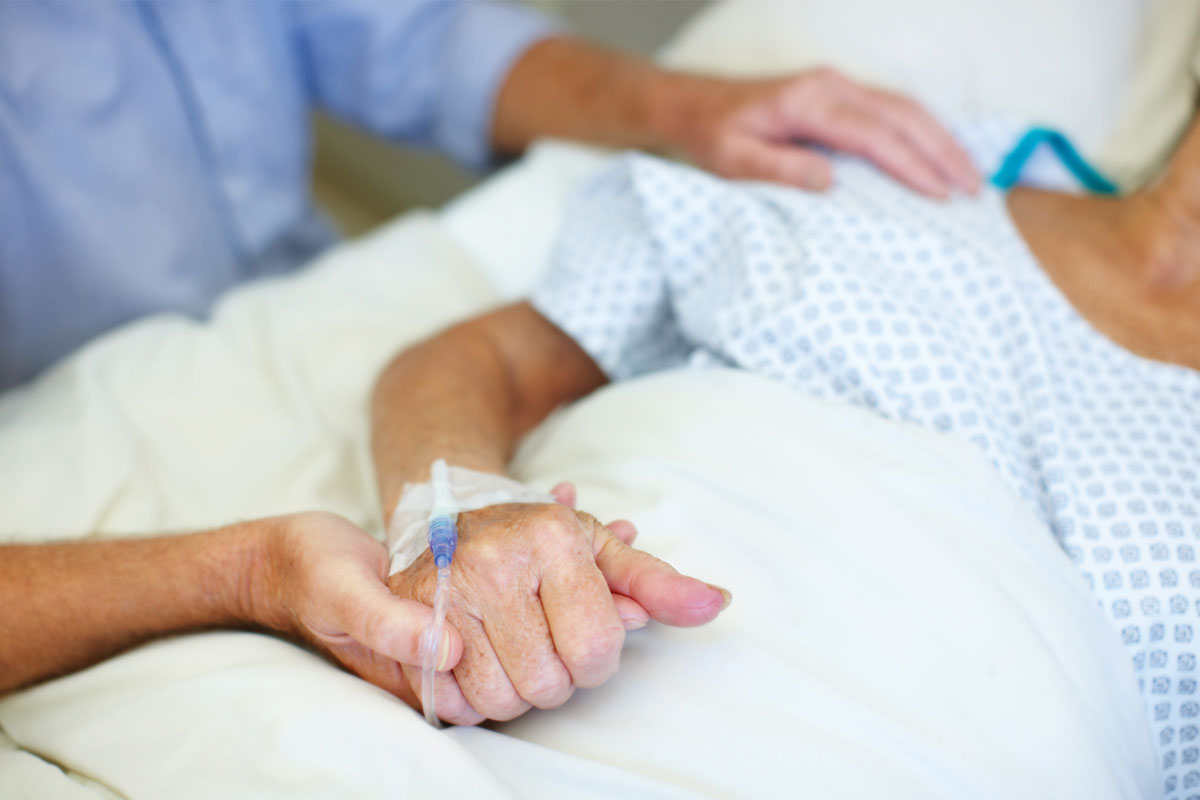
[0, 146, 1157, 798]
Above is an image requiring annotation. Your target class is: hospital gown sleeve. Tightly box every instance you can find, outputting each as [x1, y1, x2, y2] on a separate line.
[292, 0, 561, 168]
[530, 156, 698, 381]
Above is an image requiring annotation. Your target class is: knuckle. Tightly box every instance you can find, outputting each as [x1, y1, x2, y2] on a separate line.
[356, 605, 386, 643]
[521, 666, 575, 709]
[593, 530, 625, 565]
[476, 687, 531, 722]
[463, 533, 509, 569]
[422, 667, 483, 725]
[437, 692, 485, 726]
[457, 661, 531, 721]
[530, 504, 591, 553]
[537, 502, 582, 533]
[562, 626, 625, 687]
[572, 509, 600, 528]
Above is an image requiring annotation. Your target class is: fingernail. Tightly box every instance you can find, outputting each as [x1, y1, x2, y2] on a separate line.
[622, 615, 648, 631]
[706, 583, 732, 610]
[436, 630, 451, 671]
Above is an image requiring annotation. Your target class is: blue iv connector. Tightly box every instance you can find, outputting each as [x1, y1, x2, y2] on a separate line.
[427, 514, 457, 569]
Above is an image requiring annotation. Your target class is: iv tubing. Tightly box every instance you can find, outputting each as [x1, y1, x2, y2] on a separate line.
[421, 566, 452, 726]
[421, 460, 458, 726]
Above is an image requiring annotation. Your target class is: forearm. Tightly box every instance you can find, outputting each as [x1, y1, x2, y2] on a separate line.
[490, 37, 716, 158]
[370, 302, 606, 512]
[0, 521, 272, 694]
[370, 321, 518, 510]
[493, 38, 978, 197]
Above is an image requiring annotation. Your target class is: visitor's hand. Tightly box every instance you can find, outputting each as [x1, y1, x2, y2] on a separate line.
[661, 66, 979, 198]
[249, 511, 455, 709]
[386, 501, 730, 725]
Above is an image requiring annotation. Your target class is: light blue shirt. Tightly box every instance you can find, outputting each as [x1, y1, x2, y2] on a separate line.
[0, 0, 558, 389]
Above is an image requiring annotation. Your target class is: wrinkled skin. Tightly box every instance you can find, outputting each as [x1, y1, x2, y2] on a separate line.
[386, 501, 726, 725]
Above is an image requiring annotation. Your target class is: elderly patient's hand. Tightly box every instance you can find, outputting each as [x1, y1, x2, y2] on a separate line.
[386, 501, 728, 725]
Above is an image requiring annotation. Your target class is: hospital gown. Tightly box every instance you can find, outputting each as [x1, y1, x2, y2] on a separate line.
[531, 126, 1200, 799]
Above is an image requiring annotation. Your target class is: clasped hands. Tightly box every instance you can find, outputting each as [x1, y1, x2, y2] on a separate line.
[255, 485, 727, 725]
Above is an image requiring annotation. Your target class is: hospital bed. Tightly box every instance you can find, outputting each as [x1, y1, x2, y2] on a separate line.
[1, 1, 1180, 796]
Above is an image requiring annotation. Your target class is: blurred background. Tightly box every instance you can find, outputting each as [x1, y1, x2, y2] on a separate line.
[312, 0, 705, 235]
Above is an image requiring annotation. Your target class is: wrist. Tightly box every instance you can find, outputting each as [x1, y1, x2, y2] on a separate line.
[645, 69, 700, 153]
[226, 516, 294, 633]
[645, 69, 745, 160]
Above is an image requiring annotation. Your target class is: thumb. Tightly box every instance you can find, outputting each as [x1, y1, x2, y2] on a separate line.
[589, 523, 730, 627]
[328, 569, 465, 672]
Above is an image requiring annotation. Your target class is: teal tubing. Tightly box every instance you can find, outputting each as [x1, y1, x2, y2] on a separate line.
[990, 126, 1118, 195]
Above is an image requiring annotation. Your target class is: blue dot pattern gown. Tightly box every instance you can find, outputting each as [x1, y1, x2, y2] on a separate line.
[531, 122, 1200, 799]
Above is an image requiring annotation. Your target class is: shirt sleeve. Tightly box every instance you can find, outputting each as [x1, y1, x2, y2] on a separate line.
[293, 0, 562, 168]
[530, 155, 694, 380]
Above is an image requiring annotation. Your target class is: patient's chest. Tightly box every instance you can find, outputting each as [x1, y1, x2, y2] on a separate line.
[543, 151, 1200, 566]
[637, 157, 1200, 545]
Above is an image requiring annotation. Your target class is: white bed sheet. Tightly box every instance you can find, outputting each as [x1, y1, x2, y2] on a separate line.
[0, 146, 1158, 798]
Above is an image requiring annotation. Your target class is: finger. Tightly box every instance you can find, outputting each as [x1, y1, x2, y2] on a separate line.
[550, 481, 577, 508]
[713, 134, 834, 191]
[597, 519, 650, 629]
[323, 637, 413, 701]
[605, 519, 637, 546]
[589, 522, 729, 627]
[481, 592, 576, 710]
[810, 103, 951, 198]
[858, 87, 980, 193]
[613, 594, 649, 630]
[402, 662, 484, 726]
[449, 611, 533, 721]
[333, 567, 464, 671]
[537, 523, 626, 688]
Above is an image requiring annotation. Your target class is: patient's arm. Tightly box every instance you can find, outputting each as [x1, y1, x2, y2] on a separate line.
[0, 512, 455, 703]
[372, 302, 603, 494]
[371, 302, 728, 725]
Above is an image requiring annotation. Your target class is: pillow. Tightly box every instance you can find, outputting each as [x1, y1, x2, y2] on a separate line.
[660, 0, 1200, 191]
